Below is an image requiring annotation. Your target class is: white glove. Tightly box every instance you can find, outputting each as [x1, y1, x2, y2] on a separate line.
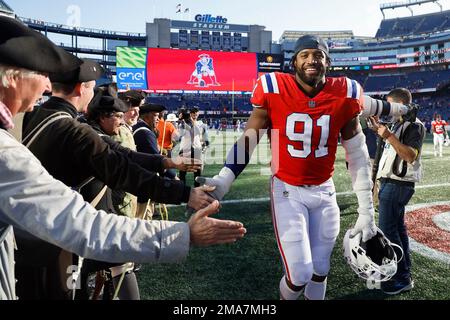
[351, 212, 377, 242]
[195, 167, 236, 201]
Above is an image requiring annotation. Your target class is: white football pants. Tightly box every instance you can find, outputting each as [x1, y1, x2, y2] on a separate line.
[433, 133, 444, 156]
[271, 176, 340, 286]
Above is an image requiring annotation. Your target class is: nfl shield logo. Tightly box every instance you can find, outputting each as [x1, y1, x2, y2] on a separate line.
[308, 101, 316, 108]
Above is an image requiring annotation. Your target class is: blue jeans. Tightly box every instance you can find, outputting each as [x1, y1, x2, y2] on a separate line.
[378, 181, 415, 282]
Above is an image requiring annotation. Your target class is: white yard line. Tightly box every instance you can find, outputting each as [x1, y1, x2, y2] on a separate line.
[169, 183, 450, 207]
[416, 183, 450, 190]
[409, 239, 450, 265]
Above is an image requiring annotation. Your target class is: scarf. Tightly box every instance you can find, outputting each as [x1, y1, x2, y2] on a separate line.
[0, 101, 14, 130]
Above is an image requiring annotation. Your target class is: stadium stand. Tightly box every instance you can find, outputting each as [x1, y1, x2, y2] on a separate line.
[0, 0, 14, 17]
[363, 69, 450, 92]
[376, 10, 450, 38]
[146, 94, 254, 113]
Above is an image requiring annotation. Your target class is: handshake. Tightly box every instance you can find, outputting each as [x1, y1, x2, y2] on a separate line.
[180, 165, 245, 247]
[184, 167, 235, 217]
[191, 167, 236, 206]
[167, 158, 233, 211]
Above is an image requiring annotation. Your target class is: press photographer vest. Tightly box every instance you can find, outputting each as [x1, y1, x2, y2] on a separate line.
[0, 222, 16, 300]
[178, 120, 203, 157]
[377, 120, 424, 183]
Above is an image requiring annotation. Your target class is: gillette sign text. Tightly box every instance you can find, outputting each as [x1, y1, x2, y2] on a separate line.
[195, 14, 228, 24]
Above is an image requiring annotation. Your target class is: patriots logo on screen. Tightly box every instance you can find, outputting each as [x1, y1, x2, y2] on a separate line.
[187, 53, 221, 88]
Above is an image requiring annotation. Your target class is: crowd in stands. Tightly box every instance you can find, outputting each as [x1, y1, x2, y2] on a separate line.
[414, 94, 450, 128]
[376, 10, 450, 38]
[147, 93, 253, 114]
[330, 69, 450, 93]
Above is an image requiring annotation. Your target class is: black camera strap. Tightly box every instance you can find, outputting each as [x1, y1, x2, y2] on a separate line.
[392, 123, 409, 178]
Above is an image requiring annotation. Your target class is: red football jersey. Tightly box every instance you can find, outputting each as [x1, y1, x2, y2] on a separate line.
[251, 73, 363, 186]
[432, 120, 447, 134]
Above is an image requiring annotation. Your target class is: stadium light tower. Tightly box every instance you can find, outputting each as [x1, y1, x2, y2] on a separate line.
[380, 0, 442, 19]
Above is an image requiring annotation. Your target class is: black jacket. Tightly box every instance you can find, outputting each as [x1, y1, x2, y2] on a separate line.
[133, 120, 160, 155]
[22, 97, 191, 204]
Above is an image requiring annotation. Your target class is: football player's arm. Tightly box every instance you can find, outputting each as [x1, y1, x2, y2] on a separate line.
[240, 107, 270, 151]
[341, 116, 377, 242]
[196, 108, 269, 200]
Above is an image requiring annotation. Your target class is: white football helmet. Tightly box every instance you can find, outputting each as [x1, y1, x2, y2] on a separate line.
[444, 138, 450, 147]
[343, 228, 403, 282]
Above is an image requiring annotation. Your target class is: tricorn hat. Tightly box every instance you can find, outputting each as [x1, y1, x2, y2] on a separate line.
[118, 90, 145, 107]
[50, 59, 103, 84]
[88, 84, 128, 115]
[140, 103, 166, 115]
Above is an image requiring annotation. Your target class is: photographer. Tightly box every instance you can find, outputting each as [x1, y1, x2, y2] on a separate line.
[177, 108, 190, 128]
[178, 107, 205, 187]
[369, 88, 425, 296]
[193, 110, 210, 154]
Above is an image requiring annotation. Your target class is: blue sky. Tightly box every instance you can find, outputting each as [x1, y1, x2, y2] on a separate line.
[9, 0, 450, 40]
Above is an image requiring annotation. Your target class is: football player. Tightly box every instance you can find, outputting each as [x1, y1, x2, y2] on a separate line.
[431, 113, 448, 157]
[197, 35, 406, 300]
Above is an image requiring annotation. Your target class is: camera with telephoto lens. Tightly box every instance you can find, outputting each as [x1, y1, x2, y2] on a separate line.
[362, 96, 409, 120]
[380, 103, 419, 125]
[361, 96, 422, 125]
[182, 112, 191, 121]
[401, 103, 419, 123]
[178, 108, 191, 121]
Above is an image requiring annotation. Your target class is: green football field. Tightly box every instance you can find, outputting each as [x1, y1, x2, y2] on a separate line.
[138, 132, 450, 300]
